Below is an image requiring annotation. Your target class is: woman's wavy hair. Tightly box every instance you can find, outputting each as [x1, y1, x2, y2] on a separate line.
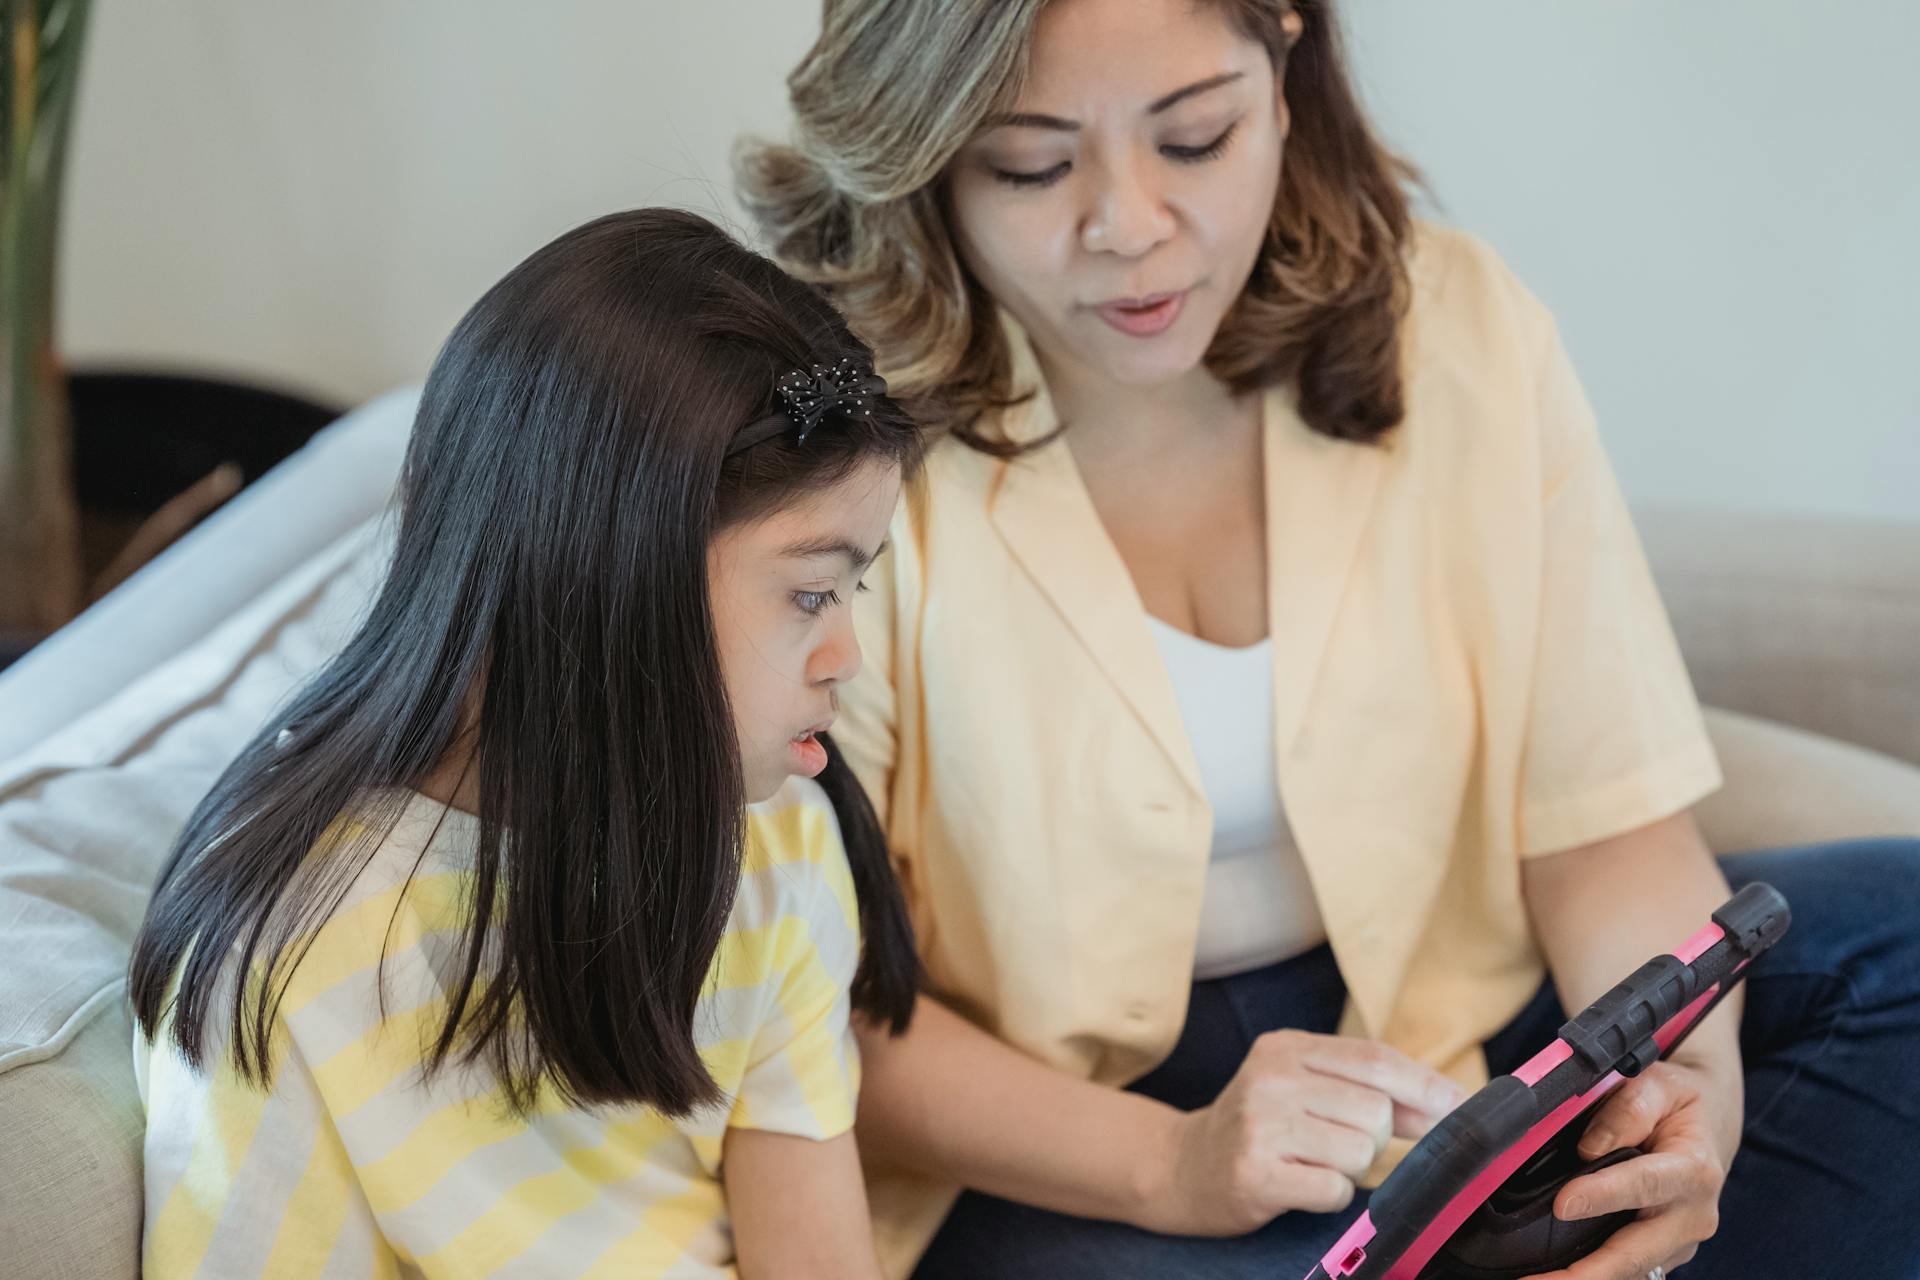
[129, 209, 922, 1118]
[737, 0, 1417, 454]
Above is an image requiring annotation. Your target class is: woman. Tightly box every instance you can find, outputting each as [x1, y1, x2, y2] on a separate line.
[737, 2, 1920, 1277]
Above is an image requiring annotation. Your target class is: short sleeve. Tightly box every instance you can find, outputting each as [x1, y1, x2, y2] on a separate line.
[728, 818, 864, 1140]
[1516, 312, 1724, 857]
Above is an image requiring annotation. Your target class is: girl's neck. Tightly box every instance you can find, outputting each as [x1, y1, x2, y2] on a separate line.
[417, 711, 484, 817]
[416, 749, 481, 817]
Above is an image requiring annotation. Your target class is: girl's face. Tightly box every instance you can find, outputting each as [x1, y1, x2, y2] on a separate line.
[708, 458, 902, 804]
[944, 0, 1293, 392]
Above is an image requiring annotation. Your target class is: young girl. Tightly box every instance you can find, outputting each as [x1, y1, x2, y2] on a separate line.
[128, 208, 923, 1279]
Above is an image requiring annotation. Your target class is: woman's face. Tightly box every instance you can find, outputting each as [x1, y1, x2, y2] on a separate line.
[708, 458, 901, 805]
[945, 0, 1292, 392]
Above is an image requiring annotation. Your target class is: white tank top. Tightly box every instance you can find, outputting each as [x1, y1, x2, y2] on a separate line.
[1148, 617, 1329, 981]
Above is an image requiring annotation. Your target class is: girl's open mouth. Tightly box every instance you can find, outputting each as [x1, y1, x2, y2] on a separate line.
[788, 729, 828, 776]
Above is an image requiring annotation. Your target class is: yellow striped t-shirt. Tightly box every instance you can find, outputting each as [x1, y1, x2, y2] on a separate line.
[135, 775, 862, 1278]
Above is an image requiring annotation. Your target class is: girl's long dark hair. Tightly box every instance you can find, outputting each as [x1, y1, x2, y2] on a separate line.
[128, 208, 922, 1116]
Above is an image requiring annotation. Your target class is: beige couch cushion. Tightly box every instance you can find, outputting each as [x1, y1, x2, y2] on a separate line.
[1641, 506, 1920, 768]
[0, 519, 390, 1279]
[1698, 706, 1920, 852]
[0, 1000, 146, 1278]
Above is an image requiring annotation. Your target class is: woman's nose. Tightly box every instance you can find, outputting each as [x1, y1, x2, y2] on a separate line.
[1081, 153, 1176, 258]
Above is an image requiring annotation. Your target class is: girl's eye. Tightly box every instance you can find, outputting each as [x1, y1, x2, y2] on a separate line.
[991, 160, 1071, 190]
[1162, 121, 1239, 163]
[794, 589, 842, 618]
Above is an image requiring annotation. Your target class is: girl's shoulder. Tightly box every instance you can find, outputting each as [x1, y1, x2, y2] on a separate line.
[264, 791, 480, 1014]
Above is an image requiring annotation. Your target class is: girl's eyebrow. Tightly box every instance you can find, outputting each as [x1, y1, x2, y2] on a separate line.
[983, 71, 1246, 132]
[778, 536, 889, 572]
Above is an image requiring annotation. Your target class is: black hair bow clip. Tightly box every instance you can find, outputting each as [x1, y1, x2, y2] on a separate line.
[726, 355, 888, 457]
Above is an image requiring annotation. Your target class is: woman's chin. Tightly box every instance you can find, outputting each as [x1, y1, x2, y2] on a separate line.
[1070, 322, 1216, 392]
[1091, 342, 1211, 391]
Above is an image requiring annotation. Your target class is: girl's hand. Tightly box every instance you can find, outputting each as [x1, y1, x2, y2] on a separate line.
[1140, 1029, 1469, 1236]
[1526, 1058, 1742, 1280]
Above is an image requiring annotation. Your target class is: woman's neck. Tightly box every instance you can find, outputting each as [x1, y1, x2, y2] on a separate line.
[1036, 345, 1256, 466]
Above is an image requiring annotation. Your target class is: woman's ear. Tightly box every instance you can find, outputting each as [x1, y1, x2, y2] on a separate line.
[1276, 5, 1303, 137]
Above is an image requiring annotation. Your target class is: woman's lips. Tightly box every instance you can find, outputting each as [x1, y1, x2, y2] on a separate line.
[1095, 290, 1187, 337]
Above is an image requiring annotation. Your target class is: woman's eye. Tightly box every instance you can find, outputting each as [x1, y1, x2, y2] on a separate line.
[991, 160, 1071, 190]
[990, 121, 1239, 189]
[1163, 122, 1240, 163]
[795, 589, 842, 617]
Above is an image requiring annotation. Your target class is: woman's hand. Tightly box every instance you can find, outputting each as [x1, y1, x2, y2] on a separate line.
[1138, 1029, 1470, 1236]
[1526, 1057, 1742, 1280]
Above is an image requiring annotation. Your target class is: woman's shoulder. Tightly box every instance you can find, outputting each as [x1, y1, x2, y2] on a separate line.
[1403, 219, 1561, 368]
[1395, 220, 1584, 468]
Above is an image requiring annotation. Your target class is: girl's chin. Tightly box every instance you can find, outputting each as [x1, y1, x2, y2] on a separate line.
[742, 768, 784, 806]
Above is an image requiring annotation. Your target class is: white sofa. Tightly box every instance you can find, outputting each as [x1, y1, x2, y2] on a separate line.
[1, 389, 1917, 1278]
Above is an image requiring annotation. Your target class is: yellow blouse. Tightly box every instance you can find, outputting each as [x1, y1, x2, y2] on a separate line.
[833, 223, 1722, 1277]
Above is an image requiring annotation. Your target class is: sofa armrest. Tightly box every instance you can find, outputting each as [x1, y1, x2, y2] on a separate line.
[1638, 505, 1920, 768]
[0, 387, 418, 765]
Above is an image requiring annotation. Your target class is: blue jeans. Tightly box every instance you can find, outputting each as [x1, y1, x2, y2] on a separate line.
[911, 839, 1920, 1279]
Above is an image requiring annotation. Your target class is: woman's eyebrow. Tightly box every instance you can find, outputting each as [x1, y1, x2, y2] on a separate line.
[1146, 70, 1244, 115]
[982, 71, 1246, 132]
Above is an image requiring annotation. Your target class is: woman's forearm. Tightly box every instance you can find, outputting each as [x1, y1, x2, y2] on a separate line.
[1521, 812, 1746, 1138]
[853, 992, 1180, 1227]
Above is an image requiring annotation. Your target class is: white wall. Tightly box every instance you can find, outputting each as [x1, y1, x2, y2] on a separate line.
[61, 1, 1917, 521]
[60, 1, 816, 405]
[1342, 2, 1919, 522]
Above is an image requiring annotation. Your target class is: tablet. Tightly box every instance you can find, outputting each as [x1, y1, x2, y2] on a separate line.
[1305, 881, 1790, 1280]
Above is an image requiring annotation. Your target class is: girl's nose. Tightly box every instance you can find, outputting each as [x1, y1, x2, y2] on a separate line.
[813, 618, 863, 687]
